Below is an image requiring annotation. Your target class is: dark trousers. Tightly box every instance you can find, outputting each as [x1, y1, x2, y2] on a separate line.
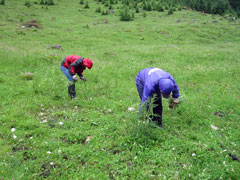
[136, 76, 162, 127]
[152, 94, 162, 127]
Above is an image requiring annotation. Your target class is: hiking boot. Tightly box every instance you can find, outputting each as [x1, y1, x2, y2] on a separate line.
[68, 83, 76, 99]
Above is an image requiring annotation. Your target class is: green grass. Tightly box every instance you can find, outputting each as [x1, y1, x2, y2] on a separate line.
[0, 0, 240, 179]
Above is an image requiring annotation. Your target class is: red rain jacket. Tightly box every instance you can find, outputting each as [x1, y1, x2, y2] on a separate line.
[61, 55, 93, 76]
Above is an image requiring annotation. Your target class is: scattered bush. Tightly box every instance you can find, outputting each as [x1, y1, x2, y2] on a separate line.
[156, 3, 164, 12]
[80, 0, 84, 5]
[101, 10, 108, 15]
[0, 0, 5, 5]
[96, 6, 101, 13]
[168, 8, 173, 15]
[47, 0, 54, 6]
[120, 6, 133, 21]
[136, 6, 139, 13]
[143, 12, 146, 18]
[24, 0, 31, 7]
[84, 1, 89, 8]
[40, 0, 54, 6]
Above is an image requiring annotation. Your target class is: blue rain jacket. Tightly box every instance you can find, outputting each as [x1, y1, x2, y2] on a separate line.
[136, 68, 180, 103]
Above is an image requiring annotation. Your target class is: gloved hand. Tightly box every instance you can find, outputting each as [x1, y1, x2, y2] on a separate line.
[80, 76, 86, 82]
[169, 98, 179, 109]
[72, 75, 78, 82]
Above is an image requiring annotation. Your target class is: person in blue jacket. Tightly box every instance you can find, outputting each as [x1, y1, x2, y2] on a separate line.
[136, 67, 180, 127]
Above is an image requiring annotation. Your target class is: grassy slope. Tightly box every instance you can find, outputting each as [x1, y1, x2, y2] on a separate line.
[0, 0, 240, 179]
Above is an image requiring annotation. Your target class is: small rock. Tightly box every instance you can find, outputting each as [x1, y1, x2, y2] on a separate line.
[58, 122, 63, 126]
[212, 19, 218, 23]
[214, 111, 224, 118]
[128, 107, 135, 112]
[177, 19, 181, 23]
[48, 45, 62, 50]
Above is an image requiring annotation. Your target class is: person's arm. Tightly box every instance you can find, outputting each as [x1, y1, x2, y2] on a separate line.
[172, 84, 180, 99]
[77, 71, 86, 82]
[169, 75, 180, 99]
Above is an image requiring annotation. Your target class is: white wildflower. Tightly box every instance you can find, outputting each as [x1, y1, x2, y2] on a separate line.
[211, 125, 218, 131]
[47, 151, 51, 154]
[11, 128, 16, 133]
[40, 120, 48, 123]
[13, 135, 17, 139]
[192, 153, 196, 157]
[58, 122, 63, 126]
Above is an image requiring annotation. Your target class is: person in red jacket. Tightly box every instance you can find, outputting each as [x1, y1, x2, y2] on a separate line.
[60, 55, 93, 99]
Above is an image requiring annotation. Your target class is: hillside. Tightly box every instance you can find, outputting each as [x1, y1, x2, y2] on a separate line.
[0, 0, 240, 179]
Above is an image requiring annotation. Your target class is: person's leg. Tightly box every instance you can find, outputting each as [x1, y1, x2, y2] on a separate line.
[136, 77, 144, 100]
[60, 65, 76, 98]
[153, 94, 162, 127]
[60, 65, 73, 82]
[68, 83, 76, 99]
[136, 76, 144, 113]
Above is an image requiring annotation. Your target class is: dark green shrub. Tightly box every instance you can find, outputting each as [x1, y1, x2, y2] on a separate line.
[136, 6, 139, 13]
[47, 0, 54, 6]
[143, 12, 146, 17]
[156, 3, 164, 12]
[143, 2, 152, 11]
[80, 0, 84, 4]
[84, 1, 89, 8]
[101, 10, 109, 15]
[96, 6, 101, 12]
[168, 8, 173, 15]
[120, 6, 133, 21]
[24, 0, 31, 7]
[109, 4, 113, 10]
[40, 0, 44, 5]
[0, 0, 5, 5]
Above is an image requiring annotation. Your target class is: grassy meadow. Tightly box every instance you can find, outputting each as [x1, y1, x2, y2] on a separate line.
[0, 0, 240, 179]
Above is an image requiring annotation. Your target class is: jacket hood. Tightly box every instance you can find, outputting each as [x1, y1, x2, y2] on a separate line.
[82, 59, 93, 69]
[158, 79, 174, 95]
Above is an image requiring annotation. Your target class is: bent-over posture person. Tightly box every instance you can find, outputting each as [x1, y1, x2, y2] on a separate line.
[136, 67, 180, 127]
[60, 55, 93, 99]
